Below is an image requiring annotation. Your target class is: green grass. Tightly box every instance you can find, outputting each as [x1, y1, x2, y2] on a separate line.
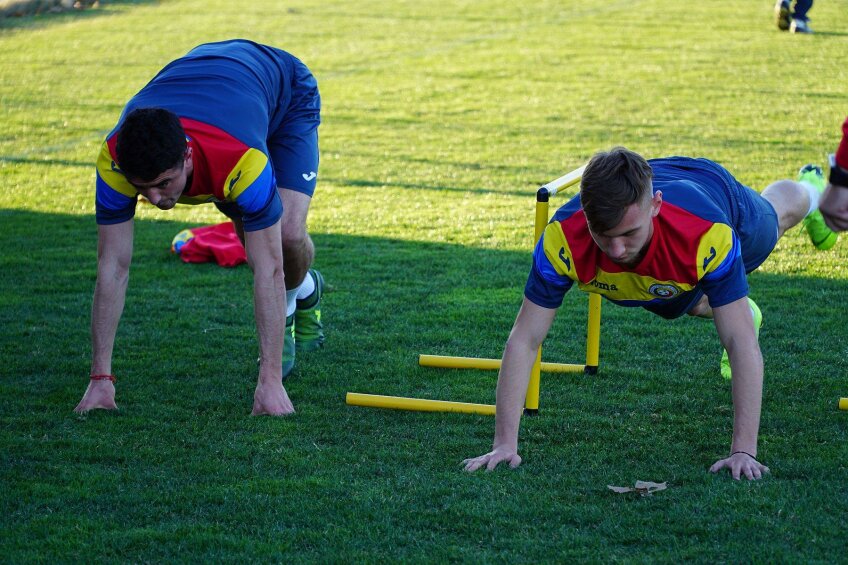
[2, 0, 848, 561]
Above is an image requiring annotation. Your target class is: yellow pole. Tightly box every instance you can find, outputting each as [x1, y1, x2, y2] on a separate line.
[419, 355, 501, 370]
[345, 392, 496, 416]
[418, 354, 583, 373]
[585, 292, 602, 374]
[524, 349, 542, 414]
[524, 191, 552, 413]
[839, 398, 847, 411]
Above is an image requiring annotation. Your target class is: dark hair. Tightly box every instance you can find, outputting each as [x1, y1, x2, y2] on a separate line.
[116, 108, 186, 182]
[579, 147, 653, 233]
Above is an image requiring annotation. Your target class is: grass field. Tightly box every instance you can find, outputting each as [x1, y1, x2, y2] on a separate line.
[2, 0, 848, 561]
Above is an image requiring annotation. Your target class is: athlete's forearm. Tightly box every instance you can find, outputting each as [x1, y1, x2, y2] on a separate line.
[91, 222, 133, 375]
[245, 221, 286, 383]
[91, 263, 130, 375]
[493, 337, 538, 450]
[253, 268, 285, 382]
[728, 345, 764, 455]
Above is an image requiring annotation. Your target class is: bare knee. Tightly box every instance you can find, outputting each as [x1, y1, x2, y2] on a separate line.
[762, 179, 809, 235]
[280, 221, 314, 287]
[281, 222, 308, 251]
[687, 295, 713, 318]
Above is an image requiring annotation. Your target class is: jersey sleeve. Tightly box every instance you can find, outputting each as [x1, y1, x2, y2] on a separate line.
[225, 148, 283, 232]
[524, 222, 575, 308]
[94, 141, 138, 225]
[697, 223, 748, 307]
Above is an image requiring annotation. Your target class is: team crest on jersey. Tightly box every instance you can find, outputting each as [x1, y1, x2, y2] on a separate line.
[648, 283, 680, 299]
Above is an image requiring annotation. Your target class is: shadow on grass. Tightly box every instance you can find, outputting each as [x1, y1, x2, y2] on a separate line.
[2, 208, 845, 406]
[2, 208, 847, 562]
[0, 0, 155, 31]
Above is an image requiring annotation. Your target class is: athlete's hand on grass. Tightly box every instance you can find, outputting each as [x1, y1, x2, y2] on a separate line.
[73, 378, 118, 413]
[709, 452, 770, 481]
[462, 447, 521, 472]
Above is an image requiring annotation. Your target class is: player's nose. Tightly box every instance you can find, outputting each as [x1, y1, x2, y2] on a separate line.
[607, 238, 625, 258]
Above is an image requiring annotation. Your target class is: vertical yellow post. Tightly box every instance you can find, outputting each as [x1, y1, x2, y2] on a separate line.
[584, 293, 602, 374]
[525, 189, 551, 414]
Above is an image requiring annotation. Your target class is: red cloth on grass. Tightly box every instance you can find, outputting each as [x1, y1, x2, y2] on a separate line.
[179, 222, 247, 267]
[836, 115, 848, 169]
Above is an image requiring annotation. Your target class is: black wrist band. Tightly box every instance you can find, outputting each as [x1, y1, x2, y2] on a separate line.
[828, 154, 848, 187]
[731, 450, 758, 460]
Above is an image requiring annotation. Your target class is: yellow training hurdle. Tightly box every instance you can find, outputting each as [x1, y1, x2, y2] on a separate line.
[346, 165, 602, 415]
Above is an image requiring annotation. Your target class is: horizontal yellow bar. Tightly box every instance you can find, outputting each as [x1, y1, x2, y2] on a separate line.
[418, 354, 583, 373]
[541, 164, 587, 195]
[346, 392, 496, 416]
[839, 398, 847, 411]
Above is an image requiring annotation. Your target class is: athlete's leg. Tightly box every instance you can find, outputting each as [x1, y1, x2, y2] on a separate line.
[279, 188, 325, 353]
[231, 217, 245, 246]
[760, 179, 811, 238]
[793, 0, 812, 21]
[266, 55, 322, 375]
[687, 294, 713, 318]
[278, 188, 314, 290]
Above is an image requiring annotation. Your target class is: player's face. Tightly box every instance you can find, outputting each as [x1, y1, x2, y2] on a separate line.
[589, 191, 662, 268]
[130, 149, 193, 211]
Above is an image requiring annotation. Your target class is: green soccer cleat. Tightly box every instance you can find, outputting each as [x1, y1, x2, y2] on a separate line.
[294, 269, 325, 353]
[721, 298, 762, 380]
[283, 314, 295, 380]
[799, 164, 838, 250]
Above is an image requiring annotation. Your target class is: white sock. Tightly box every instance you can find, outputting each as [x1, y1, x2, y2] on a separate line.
[296, 272, 315, 300]
[800, 180, 820, 217]
[285, 287, 299, 317]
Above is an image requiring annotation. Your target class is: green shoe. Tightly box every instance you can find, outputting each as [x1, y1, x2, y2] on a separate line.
[721, 298, 762, 380]
[283, 313, 295, 380]
[799, 165, 838, 250]
[295, 269, 325, 353]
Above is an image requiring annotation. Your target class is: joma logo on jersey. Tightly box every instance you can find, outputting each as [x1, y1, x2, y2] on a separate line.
[558, 247, 571, 272]
[229, 170, 242, 191]
[703, 246, 717, 270]
[589, 279, 618, 291]
[648, 284, 680, 299]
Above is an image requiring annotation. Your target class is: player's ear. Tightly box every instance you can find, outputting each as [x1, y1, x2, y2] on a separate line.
[650, 190, 662, 217]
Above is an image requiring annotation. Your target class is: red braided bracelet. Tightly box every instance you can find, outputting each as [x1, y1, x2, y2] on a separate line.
[90, 374, 116, 383]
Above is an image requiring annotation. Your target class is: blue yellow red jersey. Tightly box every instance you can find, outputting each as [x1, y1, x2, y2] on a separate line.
[525, 157, 760, 313]
[95, 40, 307, 231]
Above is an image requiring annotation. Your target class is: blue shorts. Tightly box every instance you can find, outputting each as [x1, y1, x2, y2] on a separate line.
[644, 179, 779, 319]
[267, 56, 321, 197]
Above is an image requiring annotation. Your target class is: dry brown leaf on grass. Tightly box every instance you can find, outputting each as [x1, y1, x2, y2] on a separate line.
[607, 481, 668, 496]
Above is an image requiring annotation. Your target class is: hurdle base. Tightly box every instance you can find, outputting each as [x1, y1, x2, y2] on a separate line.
[584, 365, 598, 376]
[523, 408, 539, 416]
